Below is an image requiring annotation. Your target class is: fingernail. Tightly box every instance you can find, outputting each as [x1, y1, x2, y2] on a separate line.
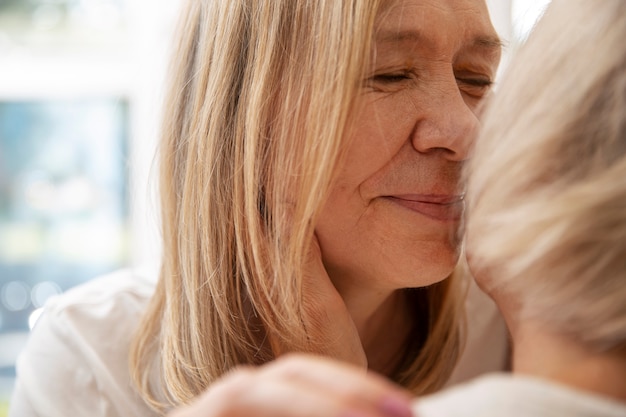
[379, 396, 413, 417]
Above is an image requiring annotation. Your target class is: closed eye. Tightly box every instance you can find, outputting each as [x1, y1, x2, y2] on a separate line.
[365, 70, 416, 92]
[373, 72, 413, 84]
[457, 77, 493, 97]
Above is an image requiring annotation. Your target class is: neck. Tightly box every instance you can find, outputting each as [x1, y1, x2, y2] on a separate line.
[511, 320, 626, 403]
[334, 279, 413, 376]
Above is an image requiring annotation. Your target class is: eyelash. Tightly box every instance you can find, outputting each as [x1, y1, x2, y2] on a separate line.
[457, 78, 493, 97]
[370, 71, 493, 97]
[457, 78, 493, 88]
[372, 71, 414, 84]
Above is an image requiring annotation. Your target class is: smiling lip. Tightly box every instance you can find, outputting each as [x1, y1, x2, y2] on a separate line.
[384, 194, 465, 222]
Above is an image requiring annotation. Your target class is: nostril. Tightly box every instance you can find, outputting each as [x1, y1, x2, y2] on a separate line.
[410, 111, 479, 161]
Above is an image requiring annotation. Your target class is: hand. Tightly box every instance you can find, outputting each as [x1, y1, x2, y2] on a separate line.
[273, 236, 367, 367]
[168, 354, 413, 417]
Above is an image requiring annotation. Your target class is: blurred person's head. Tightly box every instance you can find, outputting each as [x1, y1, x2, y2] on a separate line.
[466, 0, 626, 354]
[133, 0, 500, 410]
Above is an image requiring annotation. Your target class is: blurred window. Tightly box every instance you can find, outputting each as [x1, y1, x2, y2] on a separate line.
[0, 99, 129, 320]
[0, 0, 127, 49]
[0, 0, 134, 410]
[0, 99, 130, 398]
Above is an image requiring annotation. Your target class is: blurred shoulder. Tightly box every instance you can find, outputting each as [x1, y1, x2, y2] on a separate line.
[10, 266, 160, 417]
[43, 266, 156, 318]
[414, 374, 626, 417]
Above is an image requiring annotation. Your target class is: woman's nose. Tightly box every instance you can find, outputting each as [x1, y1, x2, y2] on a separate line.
[410, 81, 480, 161]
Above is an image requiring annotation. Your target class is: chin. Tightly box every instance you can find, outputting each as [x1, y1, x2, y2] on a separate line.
[402, 244, 461, 288]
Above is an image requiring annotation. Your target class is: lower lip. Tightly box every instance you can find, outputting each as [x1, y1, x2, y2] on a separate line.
[385, 197, 464, 222]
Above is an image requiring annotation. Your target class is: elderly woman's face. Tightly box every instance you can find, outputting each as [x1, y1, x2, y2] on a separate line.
[316, 0, 501, 291]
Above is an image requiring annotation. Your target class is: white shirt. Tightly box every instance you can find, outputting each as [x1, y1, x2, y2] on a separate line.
[413, 373, 626, 417]
[9, 267, 509, 417]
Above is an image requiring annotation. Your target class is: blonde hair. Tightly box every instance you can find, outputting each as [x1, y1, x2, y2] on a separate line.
[131, 0, 464, 411]
[466, 0, 626, 353]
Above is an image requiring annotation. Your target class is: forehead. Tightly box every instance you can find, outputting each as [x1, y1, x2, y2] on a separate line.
[375, 0, 500, 55]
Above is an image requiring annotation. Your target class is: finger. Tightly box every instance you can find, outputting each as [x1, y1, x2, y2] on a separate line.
[263, 355, 413, 417]
[193, 366, 410, 417]
[299, 236, 367, 366]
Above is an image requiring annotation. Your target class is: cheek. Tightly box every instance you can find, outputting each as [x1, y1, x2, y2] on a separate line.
[341, 97, 415, 183]
[315, 196, 461, 288]
[314, 94, 461, 287]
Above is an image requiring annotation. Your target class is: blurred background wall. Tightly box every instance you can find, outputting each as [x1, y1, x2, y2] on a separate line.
[0, 0, 550, 413]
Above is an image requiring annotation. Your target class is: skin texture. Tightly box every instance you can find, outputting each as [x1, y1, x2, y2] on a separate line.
[312, 0, 500, 372]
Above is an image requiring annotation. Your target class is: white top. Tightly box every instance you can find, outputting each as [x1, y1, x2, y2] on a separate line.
[412, 373, 626, 417]
[9, 267, 509, 417]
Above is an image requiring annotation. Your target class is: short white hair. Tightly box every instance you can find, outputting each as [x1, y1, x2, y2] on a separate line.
[466, 0, 626, 353]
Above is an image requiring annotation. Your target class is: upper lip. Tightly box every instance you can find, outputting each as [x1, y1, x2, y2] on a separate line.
[385, 194, 465, 204]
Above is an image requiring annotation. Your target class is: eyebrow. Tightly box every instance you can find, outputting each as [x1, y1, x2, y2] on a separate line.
[377, 29, 504, 51]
